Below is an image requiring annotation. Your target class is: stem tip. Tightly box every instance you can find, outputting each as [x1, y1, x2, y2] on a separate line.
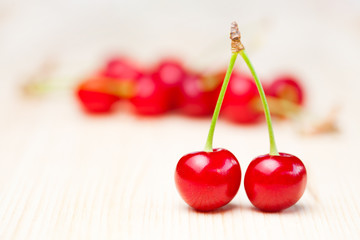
[230, 21, 244, 53]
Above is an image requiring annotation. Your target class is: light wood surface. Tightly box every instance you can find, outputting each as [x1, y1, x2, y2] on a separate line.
[0, 95, 359, 239]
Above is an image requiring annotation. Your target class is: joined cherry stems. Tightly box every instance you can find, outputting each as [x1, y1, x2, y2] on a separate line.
[204, 22, 279, 156]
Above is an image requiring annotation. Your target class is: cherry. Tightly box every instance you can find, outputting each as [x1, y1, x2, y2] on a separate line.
[232, 21, 307, 212]
[175, 51, 241, 211]
[76, 77, 119, 113]
[244, 153, 307, 212]
[178, 73, 221, 116]
[265, 76, 305, 118]
[100, 56, 143, 81]
[175, 148, 241, 211]
[129, 73, 172, 115]
[267, 76, 304, 105]
[152, 59, 187, 109]
[222, 72, 262, 124]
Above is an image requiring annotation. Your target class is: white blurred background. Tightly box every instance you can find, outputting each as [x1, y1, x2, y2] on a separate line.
[0, 0, 360, 132]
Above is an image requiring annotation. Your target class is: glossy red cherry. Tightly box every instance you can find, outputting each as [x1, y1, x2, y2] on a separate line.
[244, 152, 307, 212]
[175, 148, 241, 211]
[76, 78, 119, 113]
[178, 73, 221, 116]
[266, 76, 304, 105]
[152, 59, 187, 109]
[222, 72, 262, 124]
[129, 73, 172, 115]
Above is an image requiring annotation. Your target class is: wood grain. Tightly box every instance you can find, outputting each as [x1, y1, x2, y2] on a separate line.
[0, 96, 359, 240]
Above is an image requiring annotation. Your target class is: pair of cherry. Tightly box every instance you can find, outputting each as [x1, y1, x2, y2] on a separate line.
[77, 57, 304, 124]
[175, 150, 307, 212]
[175, 23, 307, 212]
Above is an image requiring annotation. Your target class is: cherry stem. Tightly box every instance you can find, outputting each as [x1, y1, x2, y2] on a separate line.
[22, 80, 72, 96]
[239, 50, 279, 156]
[204, 52, 238, 152]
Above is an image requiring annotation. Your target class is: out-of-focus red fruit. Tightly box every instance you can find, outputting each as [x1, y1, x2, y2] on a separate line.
[100, 57, 143, 81]
[153, 59, 187, 109]
[267, 76, 304, 105]
[222, 72, 262, 124]
[179, 73, 221, 117]
[98, 57, 144, 99]
[129, 74, 172, 115]
[76, 78, 120, 113]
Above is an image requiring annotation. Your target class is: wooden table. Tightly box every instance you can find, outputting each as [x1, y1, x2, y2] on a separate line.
[0, 93, 359, 239]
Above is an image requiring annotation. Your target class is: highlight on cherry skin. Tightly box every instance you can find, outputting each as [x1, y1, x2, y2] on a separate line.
[175, 148, 241, 211]
[244, 153, 307, 212]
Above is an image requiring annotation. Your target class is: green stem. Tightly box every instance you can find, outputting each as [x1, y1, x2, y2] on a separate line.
[239, 50, 279, 156]
[204, 53, 238, 152]
[22, 81, 72, 96]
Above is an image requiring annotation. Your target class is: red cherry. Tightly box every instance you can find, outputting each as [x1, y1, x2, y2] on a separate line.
[153, 59, 187, 108]
[175, 148, 241, 211]
[178, 73, 221, 116]
[244, 152, 307, 212]
[154, 59, 186, 89]
[76, 78, 119, 113]
[100, 57, 143, 81]
[222, 72, 262, 124]
[267, 76, 304, 105]
[129, 74, 171, 115]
